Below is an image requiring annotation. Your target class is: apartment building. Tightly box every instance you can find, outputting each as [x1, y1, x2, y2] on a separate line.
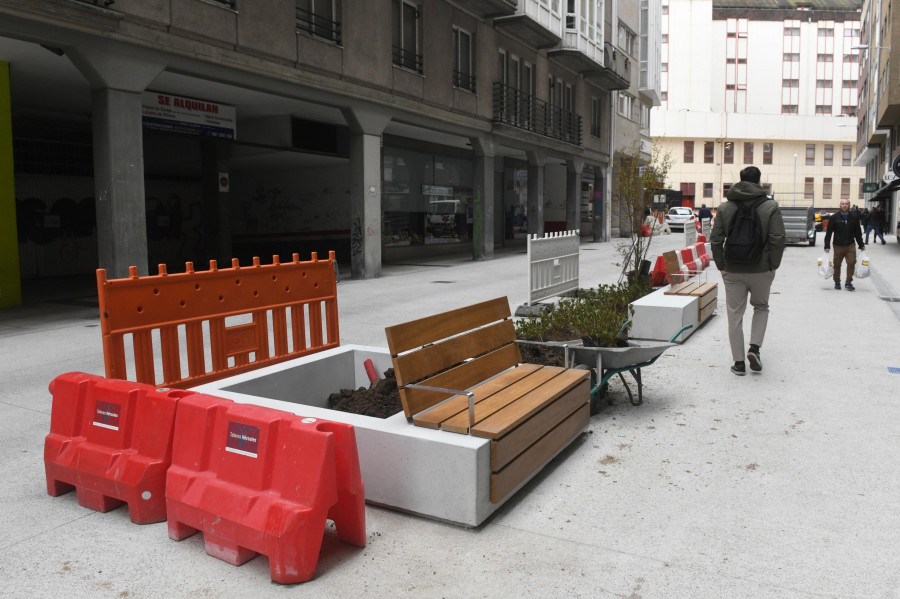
[854, 0, 899, 236]
[650, 0, 866, 213]
[0, 0, 662, 307]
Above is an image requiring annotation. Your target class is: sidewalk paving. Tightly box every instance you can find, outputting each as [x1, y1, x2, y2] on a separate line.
[2, 231, 899, 598]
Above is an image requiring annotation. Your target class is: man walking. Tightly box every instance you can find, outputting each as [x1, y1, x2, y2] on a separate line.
[865, 204, 886, 245]
[825, 198, 866, 290]
[710, 166, 786, 376]
[698, 204, 713, 238]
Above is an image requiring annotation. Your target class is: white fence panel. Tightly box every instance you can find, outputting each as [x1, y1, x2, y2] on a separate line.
[527, 230, 580, 305]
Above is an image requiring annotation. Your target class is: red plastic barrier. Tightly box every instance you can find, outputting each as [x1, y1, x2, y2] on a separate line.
[165, 395, 366, 584]
[679, 247, 698, 273]
[44, 373, 191, 524]
[697, 234, 707, 243]
[692, 242, 711, 268]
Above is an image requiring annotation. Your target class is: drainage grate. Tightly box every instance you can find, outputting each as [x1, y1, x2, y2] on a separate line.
[431, 280, 455, 284]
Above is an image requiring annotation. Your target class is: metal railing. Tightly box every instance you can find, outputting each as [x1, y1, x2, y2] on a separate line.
[452, 70, 476, 93]
[392, 46, 423, 74]
[295, 7, 341, 44]
[492, 82, 582, 146]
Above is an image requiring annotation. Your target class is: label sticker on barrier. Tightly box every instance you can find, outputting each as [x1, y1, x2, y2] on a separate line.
[93, 401, 121, 430]
[226, 422, 260, 458]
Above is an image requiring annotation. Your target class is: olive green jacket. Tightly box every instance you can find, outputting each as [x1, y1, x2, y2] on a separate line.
[710, 181, 786, 273]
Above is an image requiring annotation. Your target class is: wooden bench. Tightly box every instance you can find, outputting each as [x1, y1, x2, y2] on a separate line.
[384, 297, 590, 504]
[97, 253, 339, 388]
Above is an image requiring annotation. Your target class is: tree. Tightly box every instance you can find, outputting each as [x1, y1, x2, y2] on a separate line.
[615, 144, 674, 282]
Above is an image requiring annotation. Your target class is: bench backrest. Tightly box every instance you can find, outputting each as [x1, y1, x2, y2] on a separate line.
[384, 297, 520, 419]
[97, 252, 339, 389]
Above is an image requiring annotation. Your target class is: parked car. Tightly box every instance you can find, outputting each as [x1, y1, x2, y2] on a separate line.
[665, 207, 696, 231]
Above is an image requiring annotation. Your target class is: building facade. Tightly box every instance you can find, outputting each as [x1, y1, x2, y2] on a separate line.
[0, 0, 661, 307]
[651, 0, 867, 214]
[854, 0, 900, 235]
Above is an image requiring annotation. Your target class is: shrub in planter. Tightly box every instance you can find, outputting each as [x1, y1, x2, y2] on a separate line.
[515, 281, 650, 349]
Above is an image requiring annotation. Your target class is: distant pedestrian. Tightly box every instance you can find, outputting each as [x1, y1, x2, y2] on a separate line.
[865, 204, 886, 245]
[710, 166, 786, 376]
[698, 204, 713, 237]
[824, 198, 866, 291]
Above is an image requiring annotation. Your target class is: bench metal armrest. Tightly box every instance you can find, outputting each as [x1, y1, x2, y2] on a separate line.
[514, 339, 572, 369]
[403, 383, 477, 433]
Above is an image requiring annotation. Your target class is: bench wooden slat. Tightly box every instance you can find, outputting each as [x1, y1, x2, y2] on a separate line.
[397, 343, 521, 419]
[490, 378, 589, 470]
[439, 366, 570, 435]
[490, 403, 590, 503]
[664, 281, 699, 295]
[385, 297, 511, 355]
[688, 282, 717, 296]
[391, 321, 516, 387]
[412, 363, 543, 428]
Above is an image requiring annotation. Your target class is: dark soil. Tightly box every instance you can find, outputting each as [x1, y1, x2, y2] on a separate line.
[327, 368, 403, 419]
[519, 343, 566, 367]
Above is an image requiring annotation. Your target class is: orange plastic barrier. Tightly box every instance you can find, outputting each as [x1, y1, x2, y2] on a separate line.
[649, 255, 669, 287]
[165, 394, 366, 584]
[44, 372, 191, 524]
[97, 252, 339, 388]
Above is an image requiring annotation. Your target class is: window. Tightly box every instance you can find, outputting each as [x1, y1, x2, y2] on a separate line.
[617, 92, 634, 119]
[815, 105, 832, 115]
[763, 143, 773, 164]
[727, 58, 736, 64]
[392, 0, 422, 73]
[724, 142, 734, 164]
[591, 97, 601, 138]
[704, 141, 714, 163]
[823, 177, 832, 199]
[783, 79, 799, 87]
[806, 144, 815, 165]
[723, 183, 732, 195]
[618, 24, 636, 56]
[818, 27, 834, 36]
[661, 91, 668, 101]
[662, 63, 668, 72]
[296, 0, 341, 43]
[842, 80, 858, 88]
[703, 183, 713, 198]
[684, 140, 694, 163]
[859, 178, 865, 199]
[817, 54, 833, 62]
[662, 4, 668, 14]
[842, 145, 852, 166]
[744, 142, 754, 164]
[816, 80, 833, 88]
[824, 144, 834, 166]
[452, 27, 474, 91]
[840, 178, 850, 199]
[210, 0, 236, 6]
[640, 104, 650, 136]
[844, 53, 860, 63]
[782, 105, 798, 114]
[783, 53, 799, 62]
[662, 34, 669, 42]
[804, 177, 814, 200]
[841, 106, 856, 116]
[784, 26, 800, 35]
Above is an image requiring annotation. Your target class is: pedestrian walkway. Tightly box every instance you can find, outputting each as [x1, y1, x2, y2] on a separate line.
[2, 233, 899, 598]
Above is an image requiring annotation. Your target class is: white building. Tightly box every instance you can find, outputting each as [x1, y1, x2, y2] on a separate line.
[651, 0, 866, 210]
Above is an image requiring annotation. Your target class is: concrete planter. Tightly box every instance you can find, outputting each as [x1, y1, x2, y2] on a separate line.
[192, 345, 549, 527]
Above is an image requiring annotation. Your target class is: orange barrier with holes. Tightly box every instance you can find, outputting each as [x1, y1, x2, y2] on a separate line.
[97, 253, 339, 388]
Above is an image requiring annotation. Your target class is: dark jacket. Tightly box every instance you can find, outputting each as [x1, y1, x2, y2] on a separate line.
[868, 208, 885, 228]
[710, 181, 786, 273]
[824, 210, 865, 249]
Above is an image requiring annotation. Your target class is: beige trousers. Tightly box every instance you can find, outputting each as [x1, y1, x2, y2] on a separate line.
[722, 270, 776, 363]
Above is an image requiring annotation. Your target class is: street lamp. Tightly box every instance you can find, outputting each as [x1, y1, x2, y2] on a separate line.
[793, 154, 797, 207]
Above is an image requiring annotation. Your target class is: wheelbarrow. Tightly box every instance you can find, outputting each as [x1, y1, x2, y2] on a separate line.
[518, 323, 692, 409]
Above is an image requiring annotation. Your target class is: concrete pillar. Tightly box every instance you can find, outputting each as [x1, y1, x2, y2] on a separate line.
[342, 107, 390, 279]
[471, 136, 496, 260]
[526, 150, 546, 237]
[0, 61, 21, 308]
[566, 158, 584, 233]
[68, 49, 162, 278]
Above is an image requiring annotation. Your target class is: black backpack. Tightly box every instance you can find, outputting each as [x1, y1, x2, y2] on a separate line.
[725, 195, 768, 265]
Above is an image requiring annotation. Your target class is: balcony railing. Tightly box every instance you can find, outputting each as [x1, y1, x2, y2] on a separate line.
[453, 70, 476, 93]
[492, 82, 582, 146]
[296, 7, 341, 44]
[393, 46, 423, 74]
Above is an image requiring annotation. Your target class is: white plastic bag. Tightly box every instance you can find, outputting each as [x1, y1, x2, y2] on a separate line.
[857, 253, 871, 279]
[817, 255, 834, 279]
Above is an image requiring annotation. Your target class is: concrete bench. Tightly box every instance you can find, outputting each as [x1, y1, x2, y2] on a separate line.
[629, 286, 700, 342]
[385, 297, 590, 504]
